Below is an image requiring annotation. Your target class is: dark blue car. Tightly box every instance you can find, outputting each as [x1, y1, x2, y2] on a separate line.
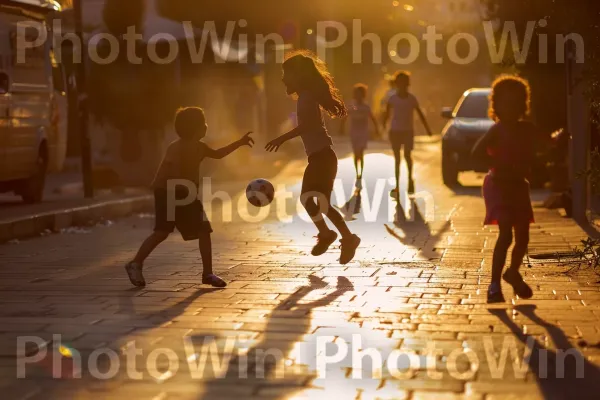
[441, 88, 549, 188]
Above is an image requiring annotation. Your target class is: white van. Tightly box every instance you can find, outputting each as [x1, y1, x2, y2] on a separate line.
[0, 0, 67, 203]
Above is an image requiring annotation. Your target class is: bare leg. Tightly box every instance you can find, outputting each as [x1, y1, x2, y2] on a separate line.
[323, 200, 352, 239]
[353, 153, 360, 180]
[393, 148, 401, 200]
[510, 223, 530, 271]
[358, 150, 365, 179]
[198, 231, 213, 276]
[302, 195, 330, 234]
[133, 231, 169, 264]
[405, 149, 414, 182]
[492, 221, 513, 284]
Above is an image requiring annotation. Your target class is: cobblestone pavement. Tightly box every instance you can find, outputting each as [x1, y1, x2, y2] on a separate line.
[0, 140, 598, 400]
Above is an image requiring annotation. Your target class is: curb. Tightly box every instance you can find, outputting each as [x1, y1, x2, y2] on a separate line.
[0, 195, 153, 244]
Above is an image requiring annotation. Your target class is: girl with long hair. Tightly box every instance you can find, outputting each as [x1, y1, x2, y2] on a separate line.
[265, 51, 361, 264]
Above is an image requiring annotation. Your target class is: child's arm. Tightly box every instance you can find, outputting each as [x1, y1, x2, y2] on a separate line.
[204, 132, 254, 159]
[382, 101, 391, 127]
[414, 98, 433, 136]
[369, 109, 380, 138]
[265, 126, 303, 152]
[471, 125, 497, 165]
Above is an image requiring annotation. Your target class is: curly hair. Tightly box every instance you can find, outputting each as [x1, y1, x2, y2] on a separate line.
[353, 83, 368, 100]
[393, 70, 411, 86]
[283, 50, 347, 118]
[489, 75, 531, 122]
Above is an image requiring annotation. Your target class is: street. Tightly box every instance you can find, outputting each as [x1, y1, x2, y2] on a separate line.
[0, 139, 598, 400]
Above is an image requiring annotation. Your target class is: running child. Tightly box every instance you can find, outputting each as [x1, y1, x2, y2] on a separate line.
[472, 75, 539, 303]
[125, 107, 254, 288]
[265, 51, 361, 264]
[383, 71, 433, 197]
[340, 83, 380, 187]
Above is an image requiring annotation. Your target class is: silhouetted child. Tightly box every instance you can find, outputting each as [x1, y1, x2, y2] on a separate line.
[265, 51, 361, 264]
[340, 83, 380, 188]
[125, 107, 253, 288]
[383, 71, 433, 197]
[472, 75, 539, 303]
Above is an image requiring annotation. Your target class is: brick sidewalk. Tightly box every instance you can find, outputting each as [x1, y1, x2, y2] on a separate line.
[0, 141, 598, 399]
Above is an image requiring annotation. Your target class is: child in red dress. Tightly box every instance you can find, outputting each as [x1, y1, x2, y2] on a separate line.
[472, 75, 540, 303]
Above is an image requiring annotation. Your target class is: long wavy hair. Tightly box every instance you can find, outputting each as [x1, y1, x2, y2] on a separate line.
[489, 75, 531, 122]
[283, 50, 347, 118]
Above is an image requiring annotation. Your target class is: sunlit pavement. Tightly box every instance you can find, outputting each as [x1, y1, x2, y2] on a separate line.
[0, 139, 599, 399]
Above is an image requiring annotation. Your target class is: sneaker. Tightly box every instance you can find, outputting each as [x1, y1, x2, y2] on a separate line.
[202, 274, 227, 288]
[503, 269, 533, 299]
[125, 261, 145, 287]
[339, 234, 361, 264]
[312, 230, 338, 256]
[487, 282, 505, 303]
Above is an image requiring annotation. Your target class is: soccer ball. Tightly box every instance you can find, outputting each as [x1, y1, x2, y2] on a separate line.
[246, 179, 275, 207]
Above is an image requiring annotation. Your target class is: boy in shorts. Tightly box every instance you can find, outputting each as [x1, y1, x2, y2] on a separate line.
[125, 107, 253, 288]
[383, 71, 433, 197]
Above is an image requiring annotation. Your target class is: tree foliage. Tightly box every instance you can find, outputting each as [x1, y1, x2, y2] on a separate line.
[88, 1, 180, 131]
[482, 0, 600, 130]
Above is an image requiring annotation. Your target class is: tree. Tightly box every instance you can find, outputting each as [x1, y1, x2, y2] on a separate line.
[482, 0, 600, 131]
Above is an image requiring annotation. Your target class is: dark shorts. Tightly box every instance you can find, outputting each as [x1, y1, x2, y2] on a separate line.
[389, 130, 414, 152]
[301, 147, 338, 201]
[154, 188, 213, 241]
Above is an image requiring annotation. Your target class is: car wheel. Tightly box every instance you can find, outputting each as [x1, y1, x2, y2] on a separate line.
[21, 146, 48, 204]
[442, 144, 459, 186]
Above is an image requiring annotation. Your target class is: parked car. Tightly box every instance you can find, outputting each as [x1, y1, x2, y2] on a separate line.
[0, 1, 68, 203]
[440, 88, 549, 188]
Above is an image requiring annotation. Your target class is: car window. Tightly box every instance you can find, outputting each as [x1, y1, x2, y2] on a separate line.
[455, 92, 490, 119]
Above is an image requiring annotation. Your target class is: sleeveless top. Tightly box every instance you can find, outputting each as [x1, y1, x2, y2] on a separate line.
[297, 91, 333, 156]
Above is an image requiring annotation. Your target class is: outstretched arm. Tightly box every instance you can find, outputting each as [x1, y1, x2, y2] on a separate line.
[265, 125, 304, 152]
[204, 132, 254, 159]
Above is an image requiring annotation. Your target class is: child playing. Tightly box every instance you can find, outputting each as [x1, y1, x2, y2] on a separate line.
[472, 75, 538, 303]
[383, 71, 433, 197]
[265, 51, 361, 264]
[125, 107, 254, 288]
[340, 83, 380, 187]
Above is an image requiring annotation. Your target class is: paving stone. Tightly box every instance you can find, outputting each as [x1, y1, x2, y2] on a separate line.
[0, 143, 598, 398]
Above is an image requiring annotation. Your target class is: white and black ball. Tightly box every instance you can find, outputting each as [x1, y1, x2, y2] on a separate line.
[246, 179, 275, 207]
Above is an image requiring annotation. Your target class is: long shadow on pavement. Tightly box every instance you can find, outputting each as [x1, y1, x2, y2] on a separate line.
[384, 200, 452, 261]
[447, 183, 482, 197]
[10, 287, 220, 399]
[196, 275, 354, 399]
[489, 305, 600, 399]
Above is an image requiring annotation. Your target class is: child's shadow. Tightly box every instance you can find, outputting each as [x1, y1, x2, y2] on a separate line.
[489, 305, 600, 399]
[385, 201, 450, 261]
[338, 191, 362, 221]
[197, 275, 354, 399]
